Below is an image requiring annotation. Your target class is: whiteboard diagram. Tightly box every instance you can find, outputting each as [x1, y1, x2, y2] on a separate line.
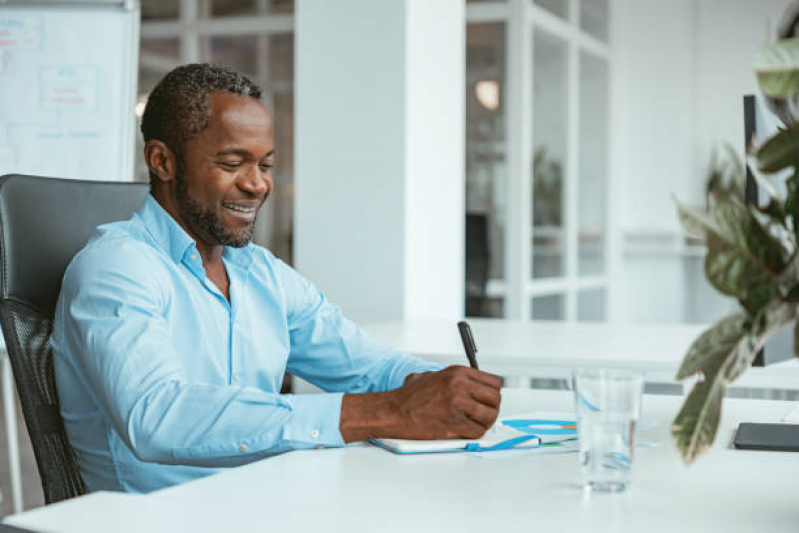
[0, 5, 139, 181]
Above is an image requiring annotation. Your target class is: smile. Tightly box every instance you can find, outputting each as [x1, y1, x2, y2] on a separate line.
[222, 202, 260, 222]
[222, 203, 257, 213]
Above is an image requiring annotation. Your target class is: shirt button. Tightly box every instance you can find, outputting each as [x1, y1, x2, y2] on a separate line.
[190, 254, 197, 261]
[310, 429, 320, 439]
[239, 443, 249, 453]
[316, 445, 324, 450]
[232, 372, 240, 383]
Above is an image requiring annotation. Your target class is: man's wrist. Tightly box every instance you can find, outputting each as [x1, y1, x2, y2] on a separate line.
[403, 372, 428, 386]
[339, 391, 400, 443]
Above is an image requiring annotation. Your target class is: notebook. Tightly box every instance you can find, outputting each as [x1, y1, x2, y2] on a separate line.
[370, 411, 578, 454]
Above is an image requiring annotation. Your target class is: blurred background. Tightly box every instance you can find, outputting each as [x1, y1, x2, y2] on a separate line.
[133, 0, 789, 326]
[0, 0, 794, 516]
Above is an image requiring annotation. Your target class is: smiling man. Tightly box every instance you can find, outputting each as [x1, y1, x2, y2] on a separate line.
[50, 64, 502, 493]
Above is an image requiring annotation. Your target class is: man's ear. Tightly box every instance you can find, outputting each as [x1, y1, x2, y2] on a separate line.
[144, 140, 178, 184]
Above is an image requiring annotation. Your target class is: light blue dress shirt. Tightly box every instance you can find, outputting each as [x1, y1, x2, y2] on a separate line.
[51, 195, 440, 493]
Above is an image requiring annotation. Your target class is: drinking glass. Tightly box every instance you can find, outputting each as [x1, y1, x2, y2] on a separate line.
[572, 367, 643, 492]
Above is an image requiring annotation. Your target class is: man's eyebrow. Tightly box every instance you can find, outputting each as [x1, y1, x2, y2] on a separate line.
[214, 147, 275, 158]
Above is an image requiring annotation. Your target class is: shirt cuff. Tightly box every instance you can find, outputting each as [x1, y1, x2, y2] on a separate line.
[279, 392, 345, 449]
[386, 357, 444, 390]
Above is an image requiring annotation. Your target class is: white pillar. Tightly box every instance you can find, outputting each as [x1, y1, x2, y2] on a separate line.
[294, 0, 465, 324]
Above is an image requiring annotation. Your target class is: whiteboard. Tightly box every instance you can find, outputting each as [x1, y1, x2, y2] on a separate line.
[0, 1, 139, 181]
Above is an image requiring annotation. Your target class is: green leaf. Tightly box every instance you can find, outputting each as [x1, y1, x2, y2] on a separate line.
[726, 302, 796, 383]
[751, 207, 794, 262]
[674, 198, 719, 240]
[794, 320, 799, 359]
[756, 197, 788, 226]
[676, 195, 788, 316]
[776, 251, 799, 299]
[747, 156, 781, 201]
[755, 123, 799, 174]
[703, 202, 780, 314]
[675, 313, 748, 380]
[785, 284, 799, 302]
[790, 170, 799, 244]
[672, 359, 726, 465]
[754, 39, 799, 98]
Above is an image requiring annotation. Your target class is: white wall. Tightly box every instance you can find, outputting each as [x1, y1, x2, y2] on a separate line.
[611, 0, 793, 324]
[294, 0, 464, 325]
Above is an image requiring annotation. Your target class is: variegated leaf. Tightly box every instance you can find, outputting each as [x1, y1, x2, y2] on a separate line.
[754, 39, 799, 98]
[675, 313, 748, 380]
[755, 123, 799, 174]
[674, 198, 720, 240]
[723, 303, 795, 384]
[703, 199, 785, 315]
[672, 362, 726, 465]
[794, 320, 799, 359]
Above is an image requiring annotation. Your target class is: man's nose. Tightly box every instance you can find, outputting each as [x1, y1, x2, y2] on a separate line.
[239, 165, 270, 196]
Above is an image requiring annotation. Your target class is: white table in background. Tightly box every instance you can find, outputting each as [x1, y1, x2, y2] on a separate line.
[6, 389, 799, 533]
[362, 318, 799, 393]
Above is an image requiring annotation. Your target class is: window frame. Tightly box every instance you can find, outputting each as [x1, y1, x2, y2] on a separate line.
[467, 0, 613, 322]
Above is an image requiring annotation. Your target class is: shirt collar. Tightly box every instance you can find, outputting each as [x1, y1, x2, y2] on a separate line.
[135, 195, 255, 271]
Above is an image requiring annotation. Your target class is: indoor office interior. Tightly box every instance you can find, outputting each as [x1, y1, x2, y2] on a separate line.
[0, 0, 796, 520]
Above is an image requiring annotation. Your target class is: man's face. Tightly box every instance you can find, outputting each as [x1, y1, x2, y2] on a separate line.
[174, 91, 274, 249]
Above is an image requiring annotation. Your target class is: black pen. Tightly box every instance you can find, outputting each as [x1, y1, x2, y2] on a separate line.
[457, 320, 479, 370]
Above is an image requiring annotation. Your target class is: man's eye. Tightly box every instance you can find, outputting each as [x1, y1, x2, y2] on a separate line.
[260, 163, 274, 170]
[219, 161, 242, 168]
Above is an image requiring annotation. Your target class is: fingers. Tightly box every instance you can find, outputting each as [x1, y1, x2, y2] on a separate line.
[471, 369, 504, 390]
[469, 380, 502, 408]
[460, 397, 499, 430]
[441, 366, 502, 407]
[458, 415, 492, 439]
[443, 365, 503, 390]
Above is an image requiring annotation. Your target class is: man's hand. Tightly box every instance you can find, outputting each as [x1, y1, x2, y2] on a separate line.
[339, 366, 502, 442]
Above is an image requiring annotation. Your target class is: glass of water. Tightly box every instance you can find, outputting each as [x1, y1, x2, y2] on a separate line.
[572, 367, 643, 493]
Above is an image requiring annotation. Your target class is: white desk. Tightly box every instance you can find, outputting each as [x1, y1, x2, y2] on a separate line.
[362, 318, 799, 392]
[6, 389, 799, 533]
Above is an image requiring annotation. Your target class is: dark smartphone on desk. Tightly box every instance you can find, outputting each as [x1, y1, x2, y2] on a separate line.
[734, 423, 799, 451]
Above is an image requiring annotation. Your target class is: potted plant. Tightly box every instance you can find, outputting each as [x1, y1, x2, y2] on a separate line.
[672, 2, 799, 464]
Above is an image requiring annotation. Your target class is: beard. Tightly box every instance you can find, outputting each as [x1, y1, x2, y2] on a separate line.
[174, 168, 258, 248]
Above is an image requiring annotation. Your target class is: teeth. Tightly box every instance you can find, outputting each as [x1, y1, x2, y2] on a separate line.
[224, 204, 255, 213]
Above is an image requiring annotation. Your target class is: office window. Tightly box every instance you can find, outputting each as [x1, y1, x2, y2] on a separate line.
[535, 0, 568, 19]
[580, 0, 608, 42]
[466, 0, 612, 321]
[466, 23, 507, 285]
[207, 0, 293, 16]
[578, 50, 608, 276]
[141, 0, 178, 20]
[532, 30, 568, 280]
[136, 0, 295, 263]
[531, 293, 565, 320]
[577, 287, 605, 321]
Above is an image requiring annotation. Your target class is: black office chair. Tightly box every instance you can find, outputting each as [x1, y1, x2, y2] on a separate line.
[0, 174, 149, 504]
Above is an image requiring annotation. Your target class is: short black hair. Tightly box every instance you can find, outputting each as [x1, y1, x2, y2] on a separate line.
[141, 63, 263, 181]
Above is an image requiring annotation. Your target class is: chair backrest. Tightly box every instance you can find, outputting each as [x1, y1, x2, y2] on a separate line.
[0, 174, 149, 504]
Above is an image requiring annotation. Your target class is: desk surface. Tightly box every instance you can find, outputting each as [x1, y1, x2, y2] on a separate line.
[363, 318, 705, 373]
[362, 318, 799, 389]
[7, 389, 799, 533]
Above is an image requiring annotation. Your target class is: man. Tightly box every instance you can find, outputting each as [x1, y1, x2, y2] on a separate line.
[51, 64, 502, 493]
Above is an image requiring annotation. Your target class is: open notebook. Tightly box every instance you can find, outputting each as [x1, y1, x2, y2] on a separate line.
[370, 411, 578, 454]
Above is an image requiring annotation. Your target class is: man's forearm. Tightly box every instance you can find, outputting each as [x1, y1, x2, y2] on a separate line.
[338, 366, 503, 443]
